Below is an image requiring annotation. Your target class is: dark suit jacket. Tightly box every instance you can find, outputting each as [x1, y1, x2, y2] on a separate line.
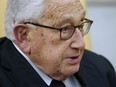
[0, 37, 116, 87]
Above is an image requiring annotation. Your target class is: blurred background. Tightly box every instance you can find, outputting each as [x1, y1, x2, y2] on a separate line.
[0, 0, 116, 70]
[87, 0, 116, 70]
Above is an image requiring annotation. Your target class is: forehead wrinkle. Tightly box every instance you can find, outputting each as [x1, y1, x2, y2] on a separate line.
[54, 1, 84, 26]
[57, 8, 86, 27]
[40, 0, 84, 27]
[57, 11, 86, 27]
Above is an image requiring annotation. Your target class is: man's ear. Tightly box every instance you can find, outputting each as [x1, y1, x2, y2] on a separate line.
[13, 24, 31, 54]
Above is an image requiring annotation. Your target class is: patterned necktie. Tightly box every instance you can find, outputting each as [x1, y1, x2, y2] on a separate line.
[50, 79, 66, 87]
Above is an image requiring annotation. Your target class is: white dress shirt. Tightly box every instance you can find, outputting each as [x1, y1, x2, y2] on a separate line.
[13, 42, 81, 87]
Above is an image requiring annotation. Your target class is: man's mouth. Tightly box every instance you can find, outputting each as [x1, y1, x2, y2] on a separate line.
[66, 56, 81, 65]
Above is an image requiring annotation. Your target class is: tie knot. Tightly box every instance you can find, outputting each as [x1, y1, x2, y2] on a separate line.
[50, 80, 66, 87]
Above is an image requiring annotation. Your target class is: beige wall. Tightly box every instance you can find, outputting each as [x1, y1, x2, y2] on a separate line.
[81, 0, 91, 50]
[0, 0, 7, 37]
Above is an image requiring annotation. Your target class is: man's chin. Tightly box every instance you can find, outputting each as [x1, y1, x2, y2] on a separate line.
[60, 65, 80, 79]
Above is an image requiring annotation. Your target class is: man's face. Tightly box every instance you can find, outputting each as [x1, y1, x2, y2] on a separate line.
[27, 0, 85, 80]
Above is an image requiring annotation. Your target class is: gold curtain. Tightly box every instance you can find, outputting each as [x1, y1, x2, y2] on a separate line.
[0, 0, 91, 50]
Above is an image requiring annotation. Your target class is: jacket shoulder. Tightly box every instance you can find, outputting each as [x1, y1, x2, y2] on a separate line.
[0, 37, 7, 45]
[82, 49, 114, 71]
[79, 49, 116, 87]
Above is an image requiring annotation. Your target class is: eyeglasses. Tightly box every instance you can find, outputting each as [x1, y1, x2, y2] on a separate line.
[25, 18, 93, 40]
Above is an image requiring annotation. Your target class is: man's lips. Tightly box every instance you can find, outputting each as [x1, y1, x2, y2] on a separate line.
[65, 56, 81, 65]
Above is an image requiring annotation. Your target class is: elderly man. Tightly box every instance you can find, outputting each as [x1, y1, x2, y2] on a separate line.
[0, 0, 116, 87]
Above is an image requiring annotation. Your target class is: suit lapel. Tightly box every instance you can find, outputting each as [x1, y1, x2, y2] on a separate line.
[6, 63, 49, 87]
[1, 38, 49, 87]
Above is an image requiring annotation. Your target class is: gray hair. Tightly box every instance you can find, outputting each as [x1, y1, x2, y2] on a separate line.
[5, 0, 45, 40]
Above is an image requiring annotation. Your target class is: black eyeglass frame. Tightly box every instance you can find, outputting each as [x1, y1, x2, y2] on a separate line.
[24, 18, 93, 40]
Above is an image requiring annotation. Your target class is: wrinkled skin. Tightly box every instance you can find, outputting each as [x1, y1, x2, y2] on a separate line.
[14, 0, 86, 81]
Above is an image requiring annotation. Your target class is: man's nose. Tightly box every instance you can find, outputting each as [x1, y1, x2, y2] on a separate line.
[70, 29, 85, 49]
